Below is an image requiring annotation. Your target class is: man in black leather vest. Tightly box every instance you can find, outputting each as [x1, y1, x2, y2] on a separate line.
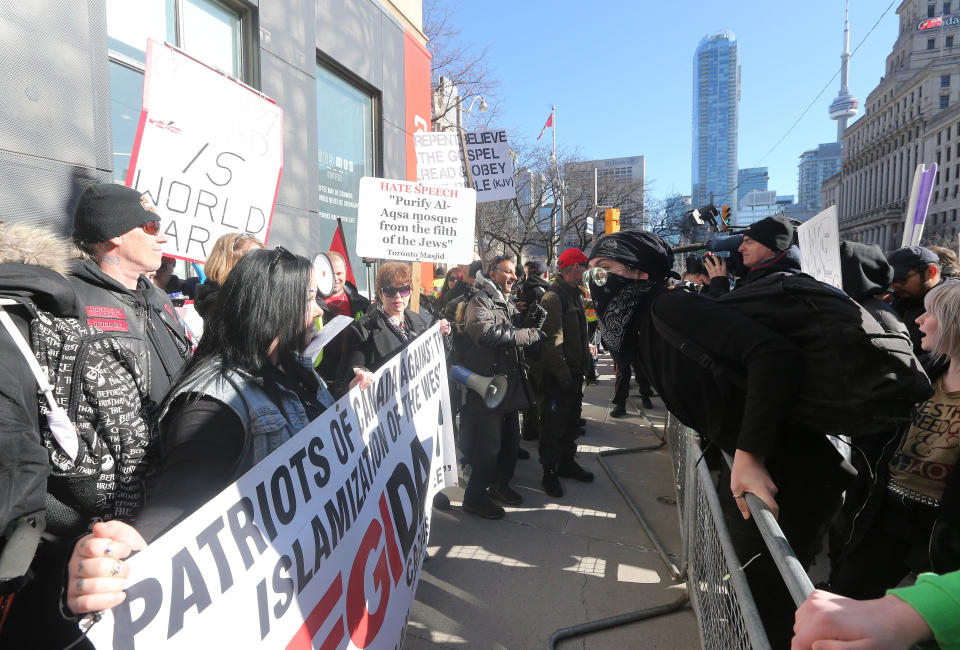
[70, 183, 190, 413]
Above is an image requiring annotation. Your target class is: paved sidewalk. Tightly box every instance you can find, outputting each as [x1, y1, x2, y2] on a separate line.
[405, 356, 700, 649]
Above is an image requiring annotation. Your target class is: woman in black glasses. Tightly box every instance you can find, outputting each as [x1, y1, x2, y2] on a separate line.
[334, 261, 450, 397]
[64, 247, 374, 616]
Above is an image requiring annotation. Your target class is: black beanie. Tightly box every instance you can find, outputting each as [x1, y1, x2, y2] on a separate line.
[589, 231, 677, 281]
[73, 183, 160, 244]
[741, 215, 794, 253]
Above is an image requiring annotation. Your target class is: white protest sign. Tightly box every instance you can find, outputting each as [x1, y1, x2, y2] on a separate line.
[414, 131, 466, 187]
[798, 205, 843, 290]
[87, 324, 457, 650]
[356, 177, 476, 264]
[464, 130, 516, 201]
[414, 130, 516, 203]
[127, 39, 284, 263]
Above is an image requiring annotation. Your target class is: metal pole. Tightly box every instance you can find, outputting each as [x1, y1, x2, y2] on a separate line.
[720, 451, 815, 607]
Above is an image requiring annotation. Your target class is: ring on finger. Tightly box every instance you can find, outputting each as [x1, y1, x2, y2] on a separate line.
[733, 493, 746, 499]
[109, 559, 123, 577]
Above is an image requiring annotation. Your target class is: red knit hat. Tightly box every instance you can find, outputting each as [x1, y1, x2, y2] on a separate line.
[557, 248, 588, 268]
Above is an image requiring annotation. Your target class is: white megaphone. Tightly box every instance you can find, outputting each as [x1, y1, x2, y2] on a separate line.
[450, 365, 508, 409]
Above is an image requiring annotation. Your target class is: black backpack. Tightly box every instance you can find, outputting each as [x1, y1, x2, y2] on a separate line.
[654, 272, 933, 437]
[25, 302, 155, 536]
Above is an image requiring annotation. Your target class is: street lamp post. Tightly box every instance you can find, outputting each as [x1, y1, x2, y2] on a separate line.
[461, 95, 488, 131]
[459, 95, 487, 258]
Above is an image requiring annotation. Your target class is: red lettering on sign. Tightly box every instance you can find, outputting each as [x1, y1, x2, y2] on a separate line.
[285, 573, 344, 650]
[346, 518, 391, 647]
[85, 305, 126, 320]
[87, 318, 129, 333]
[378, 494, 404, 586]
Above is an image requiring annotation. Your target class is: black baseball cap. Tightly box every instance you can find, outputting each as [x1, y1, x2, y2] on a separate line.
[886, 246, 939, 279]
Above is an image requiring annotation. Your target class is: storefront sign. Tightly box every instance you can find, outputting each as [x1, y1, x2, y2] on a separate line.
[356, 177, 477, 264]
[798, 206, 842, 290]
[127, 40, 283, 263]
[86, 324, 456, 649]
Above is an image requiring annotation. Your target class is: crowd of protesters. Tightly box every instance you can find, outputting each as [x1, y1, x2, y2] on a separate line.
[6, 181, 960, 648]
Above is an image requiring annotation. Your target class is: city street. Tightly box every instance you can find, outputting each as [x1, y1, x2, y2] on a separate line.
[407, 356, 699, 649]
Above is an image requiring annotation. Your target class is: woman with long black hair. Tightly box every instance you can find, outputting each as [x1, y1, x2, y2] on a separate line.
[64, 246, 372, 615]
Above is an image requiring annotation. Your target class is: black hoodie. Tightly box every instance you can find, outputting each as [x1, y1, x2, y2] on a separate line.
[839, 241, 909, 339]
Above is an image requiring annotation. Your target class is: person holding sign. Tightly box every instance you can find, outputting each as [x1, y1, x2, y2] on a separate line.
[65, 248, 375, 615]
[335, 261, 450, 397]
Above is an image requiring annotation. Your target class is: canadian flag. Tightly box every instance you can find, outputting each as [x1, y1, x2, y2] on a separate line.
[537, 112, 553, 140]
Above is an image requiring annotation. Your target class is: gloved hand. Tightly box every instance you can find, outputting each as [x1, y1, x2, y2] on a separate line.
[530, 303, 548, 329]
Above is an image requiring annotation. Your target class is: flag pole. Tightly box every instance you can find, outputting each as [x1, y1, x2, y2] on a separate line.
[551, 106, 557, 264]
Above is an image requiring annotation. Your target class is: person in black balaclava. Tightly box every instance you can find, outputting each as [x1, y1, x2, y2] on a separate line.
[588, 230, 849, 649]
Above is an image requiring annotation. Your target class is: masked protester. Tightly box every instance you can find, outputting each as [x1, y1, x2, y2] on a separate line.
[587, 230, 849, 648]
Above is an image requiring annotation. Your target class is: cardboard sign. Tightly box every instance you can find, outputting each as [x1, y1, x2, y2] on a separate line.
[355, 177, 476, 264]
[127, 40, 284, 263]
[87, 325, 457, 649]
[414, 130, 516, 203]
[798, 206, 843, 289]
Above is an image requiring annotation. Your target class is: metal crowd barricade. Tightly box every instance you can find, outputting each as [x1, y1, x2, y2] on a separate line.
[551, 411, 814, 649]
[667, 415, 770, 649]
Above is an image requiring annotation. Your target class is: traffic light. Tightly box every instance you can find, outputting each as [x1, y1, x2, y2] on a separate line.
[604, 208, 620, 234]
[720, 205, 731, 230]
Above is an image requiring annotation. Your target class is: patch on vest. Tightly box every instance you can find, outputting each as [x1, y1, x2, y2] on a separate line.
[88, 317, 129, 332]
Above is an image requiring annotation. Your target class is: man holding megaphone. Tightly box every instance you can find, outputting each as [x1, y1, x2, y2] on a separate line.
[458, 256, 546, 520]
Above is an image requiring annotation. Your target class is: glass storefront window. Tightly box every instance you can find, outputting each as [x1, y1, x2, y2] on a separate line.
[316, 63, 376, 292]
[105, 0, 174, 65]
[106, 0, 243, 182]
[181, 0, 242, 77]
[108, 62, 145, 183]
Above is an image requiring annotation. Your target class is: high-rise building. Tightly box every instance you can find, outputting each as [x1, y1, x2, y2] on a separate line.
[838, 0, 960, 248]
[692, 31, 740, 216]
[737, 167, 769, 207]
[798, 143, 842, 211]
[564, 156, 645, 232]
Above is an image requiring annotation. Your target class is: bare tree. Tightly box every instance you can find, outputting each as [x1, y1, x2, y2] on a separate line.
[424, 0, 500, 131]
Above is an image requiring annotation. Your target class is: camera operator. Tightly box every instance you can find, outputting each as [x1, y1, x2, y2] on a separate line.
[587, 230, 848, 648]
[703, 215, 799, 300]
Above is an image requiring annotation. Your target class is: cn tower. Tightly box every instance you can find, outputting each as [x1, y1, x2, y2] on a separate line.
[829, 0, 859, 140]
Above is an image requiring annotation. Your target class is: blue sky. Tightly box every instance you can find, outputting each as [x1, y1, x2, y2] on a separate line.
[446, 0, 901, 203]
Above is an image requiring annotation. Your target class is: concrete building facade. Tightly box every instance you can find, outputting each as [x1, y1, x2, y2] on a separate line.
[564, 156, 645, 231]
[1, 0, 429, 292]
[838, 0, 960, 250]
[692, 31, 740, 217]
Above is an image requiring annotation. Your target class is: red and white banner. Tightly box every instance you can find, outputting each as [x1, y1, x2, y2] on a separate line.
[87, 324, 457, 649]
[126, 40, 284, 263]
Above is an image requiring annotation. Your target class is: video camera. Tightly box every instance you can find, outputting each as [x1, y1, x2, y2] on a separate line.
[677, 233, 747, 277]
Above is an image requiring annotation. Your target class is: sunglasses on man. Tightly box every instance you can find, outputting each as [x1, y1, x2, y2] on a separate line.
[138, 220, 162, 236]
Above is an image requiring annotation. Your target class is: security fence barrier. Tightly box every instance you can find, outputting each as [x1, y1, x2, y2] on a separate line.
[666, 414, 770, 650]
[551, 409, 815, 649]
